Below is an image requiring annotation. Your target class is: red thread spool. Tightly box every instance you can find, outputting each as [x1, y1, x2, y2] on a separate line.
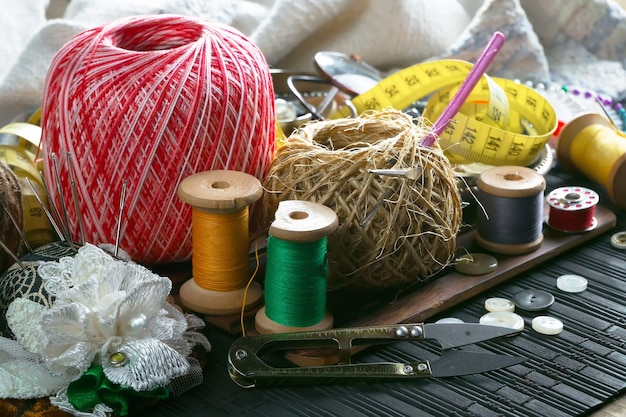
[546, 186, 598, 232]
[41, 15, 275, 264]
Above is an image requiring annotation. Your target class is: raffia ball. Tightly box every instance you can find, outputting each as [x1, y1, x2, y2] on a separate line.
[41, 15, 275, 264]
[261, 110, 462, 290]
[0, 161, 22, 273]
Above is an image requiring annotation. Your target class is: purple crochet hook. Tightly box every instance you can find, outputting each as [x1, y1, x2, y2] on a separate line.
[420, 31, 506, 148]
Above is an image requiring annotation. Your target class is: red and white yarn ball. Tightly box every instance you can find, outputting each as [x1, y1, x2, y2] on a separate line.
[41, 15, 276, 264]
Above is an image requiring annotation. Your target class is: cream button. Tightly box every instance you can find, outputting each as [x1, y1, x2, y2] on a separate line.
[610, 231, 626, 249]
[455, 253, 498, 275]
[532, 316, 563, 335]
[435, 317, 464, 324]
[556, 274, 588, 293]
[479, 311, 524, 332]
[485, 297, 515, 312]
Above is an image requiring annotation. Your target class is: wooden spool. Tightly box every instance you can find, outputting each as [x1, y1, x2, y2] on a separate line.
[255, 200, 338, 334]
[177, 170, 263, 315]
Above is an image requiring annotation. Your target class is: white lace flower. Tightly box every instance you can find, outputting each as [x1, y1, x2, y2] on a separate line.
[7, 243, 198, 393]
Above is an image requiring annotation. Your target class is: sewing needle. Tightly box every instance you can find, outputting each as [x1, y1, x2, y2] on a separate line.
[114, 180, 127, 258]
[421, 31, 506, 147]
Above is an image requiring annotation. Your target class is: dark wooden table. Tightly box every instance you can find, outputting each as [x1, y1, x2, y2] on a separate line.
[153, 166, 626, 417]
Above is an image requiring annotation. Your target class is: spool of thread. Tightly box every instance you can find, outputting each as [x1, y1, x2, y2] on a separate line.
[177, 170, 264, 316]
[41, 15, 276, 264]
[558, 112, 626, 210]
[546, 186, 598, 232]
[475, 166, 546, 255]
[255, 200, 338, 334]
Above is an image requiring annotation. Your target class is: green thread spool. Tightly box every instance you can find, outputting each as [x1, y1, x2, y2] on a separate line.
[264, 237, 327, 326]
[255, 200, 338, 334]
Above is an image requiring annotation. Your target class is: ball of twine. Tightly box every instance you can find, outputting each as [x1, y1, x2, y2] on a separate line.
[0, 161, 22, 272]
[41, 15, 275, 264]
[261, 110, 462, 290]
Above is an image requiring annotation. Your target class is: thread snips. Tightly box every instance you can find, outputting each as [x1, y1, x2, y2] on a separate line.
[228, 323, 526, 388]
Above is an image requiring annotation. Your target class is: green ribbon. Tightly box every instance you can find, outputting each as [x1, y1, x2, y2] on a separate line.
[67, 364, 169, 416]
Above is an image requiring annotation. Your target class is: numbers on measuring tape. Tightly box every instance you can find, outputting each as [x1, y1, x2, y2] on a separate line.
[485, 136, 502, 152]
[525, 96, 537, 110]
[444, 63, 463, 72]
[490, 107, 503, 124]
[508, 140, 524, 157]
[505, 86, 518, 98]
[330, 59, 557, 166]
[529, 142, 544, 157]
[384, 84, 400, 99]
[364, 97, 381, 111]
[404, 74, 420, 86]
[425, 68, 441, 78]
[29, 205, 44, 218]
[462, 127, 478, 145]
[439, 90, 451, 103]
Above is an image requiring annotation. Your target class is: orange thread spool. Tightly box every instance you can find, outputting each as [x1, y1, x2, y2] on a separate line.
[558, 112, 626, 210]
[177, 170, 263, 315]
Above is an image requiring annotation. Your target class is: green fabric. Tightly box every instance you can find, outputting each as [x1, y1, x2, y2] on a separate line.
[67, 364, 169, 416]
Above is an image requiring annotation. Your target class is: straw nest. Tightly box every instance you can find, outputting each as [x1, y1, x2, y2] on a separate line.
[260, 109, 462, 291]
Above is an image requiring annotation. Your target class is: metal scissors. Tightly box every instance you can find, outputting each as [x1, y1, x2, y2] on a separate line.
[228, 323, 526, 388]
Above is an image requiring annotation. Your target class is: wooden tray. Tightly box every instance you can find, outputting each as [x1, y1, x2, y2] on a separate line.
[288, 204, 617, 366]
[167, 205, 616, 364]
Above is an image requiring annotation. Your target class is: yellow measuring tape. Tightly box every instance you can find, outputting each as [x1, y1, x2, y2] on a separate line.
[331, 59, 557, 167]
[0, 120, 55, 248]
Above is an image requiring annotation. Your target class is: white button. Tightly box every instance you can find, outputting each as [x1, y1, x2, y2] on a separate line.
[435, 317, 464, 324]
[557, 274, 588, 293]
[479, 311, 524, 332]
[532, 316, 563, 335]
[484, 297, 515, 312]
[610, 231, 626, 249]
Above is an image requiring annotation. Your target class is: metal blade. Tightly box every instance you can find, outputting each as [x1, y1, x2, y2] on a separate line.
[424, 323, 521, 350]
[430, 350, 526, 377]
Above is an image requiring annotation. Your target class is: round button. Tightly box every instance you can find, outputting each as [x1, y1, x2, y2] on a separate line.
[513, 289, 555, 311]
[108, 351, 128, 367]
[532, 316, 563, 335]
[479, 311, 524, 332]
[610, 231, 626, 249]
[484, 297, 515, 312]
[556, 274, 588, 293]
[455, 253, 498, 275]
[435, 317, 464, 324]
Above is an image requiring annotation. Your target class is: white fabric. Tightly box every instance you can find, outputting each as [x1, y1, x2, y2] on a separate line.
[1, 0, 626, 126]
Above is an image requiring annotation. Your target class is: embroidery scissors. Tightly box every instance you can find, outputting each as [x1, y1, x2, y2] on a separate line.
[228, 323, 526, 388]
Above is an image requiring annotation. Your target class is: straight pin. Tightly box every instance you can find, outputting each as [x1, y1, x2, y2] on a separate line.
[359, 188, 393, 227]
[66, 152, 85, 244]
[595, 96, 618, 129]
[37, 172, 69, 242]
[0, 239, 25, 269]
[115, 180, 127, 258]
[51, 153, 73, 246]
[368, 167, 422, 180]
[0, 198, 32, 253]
[360, 157, 403, 227]
[24, 177, 65, 242]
